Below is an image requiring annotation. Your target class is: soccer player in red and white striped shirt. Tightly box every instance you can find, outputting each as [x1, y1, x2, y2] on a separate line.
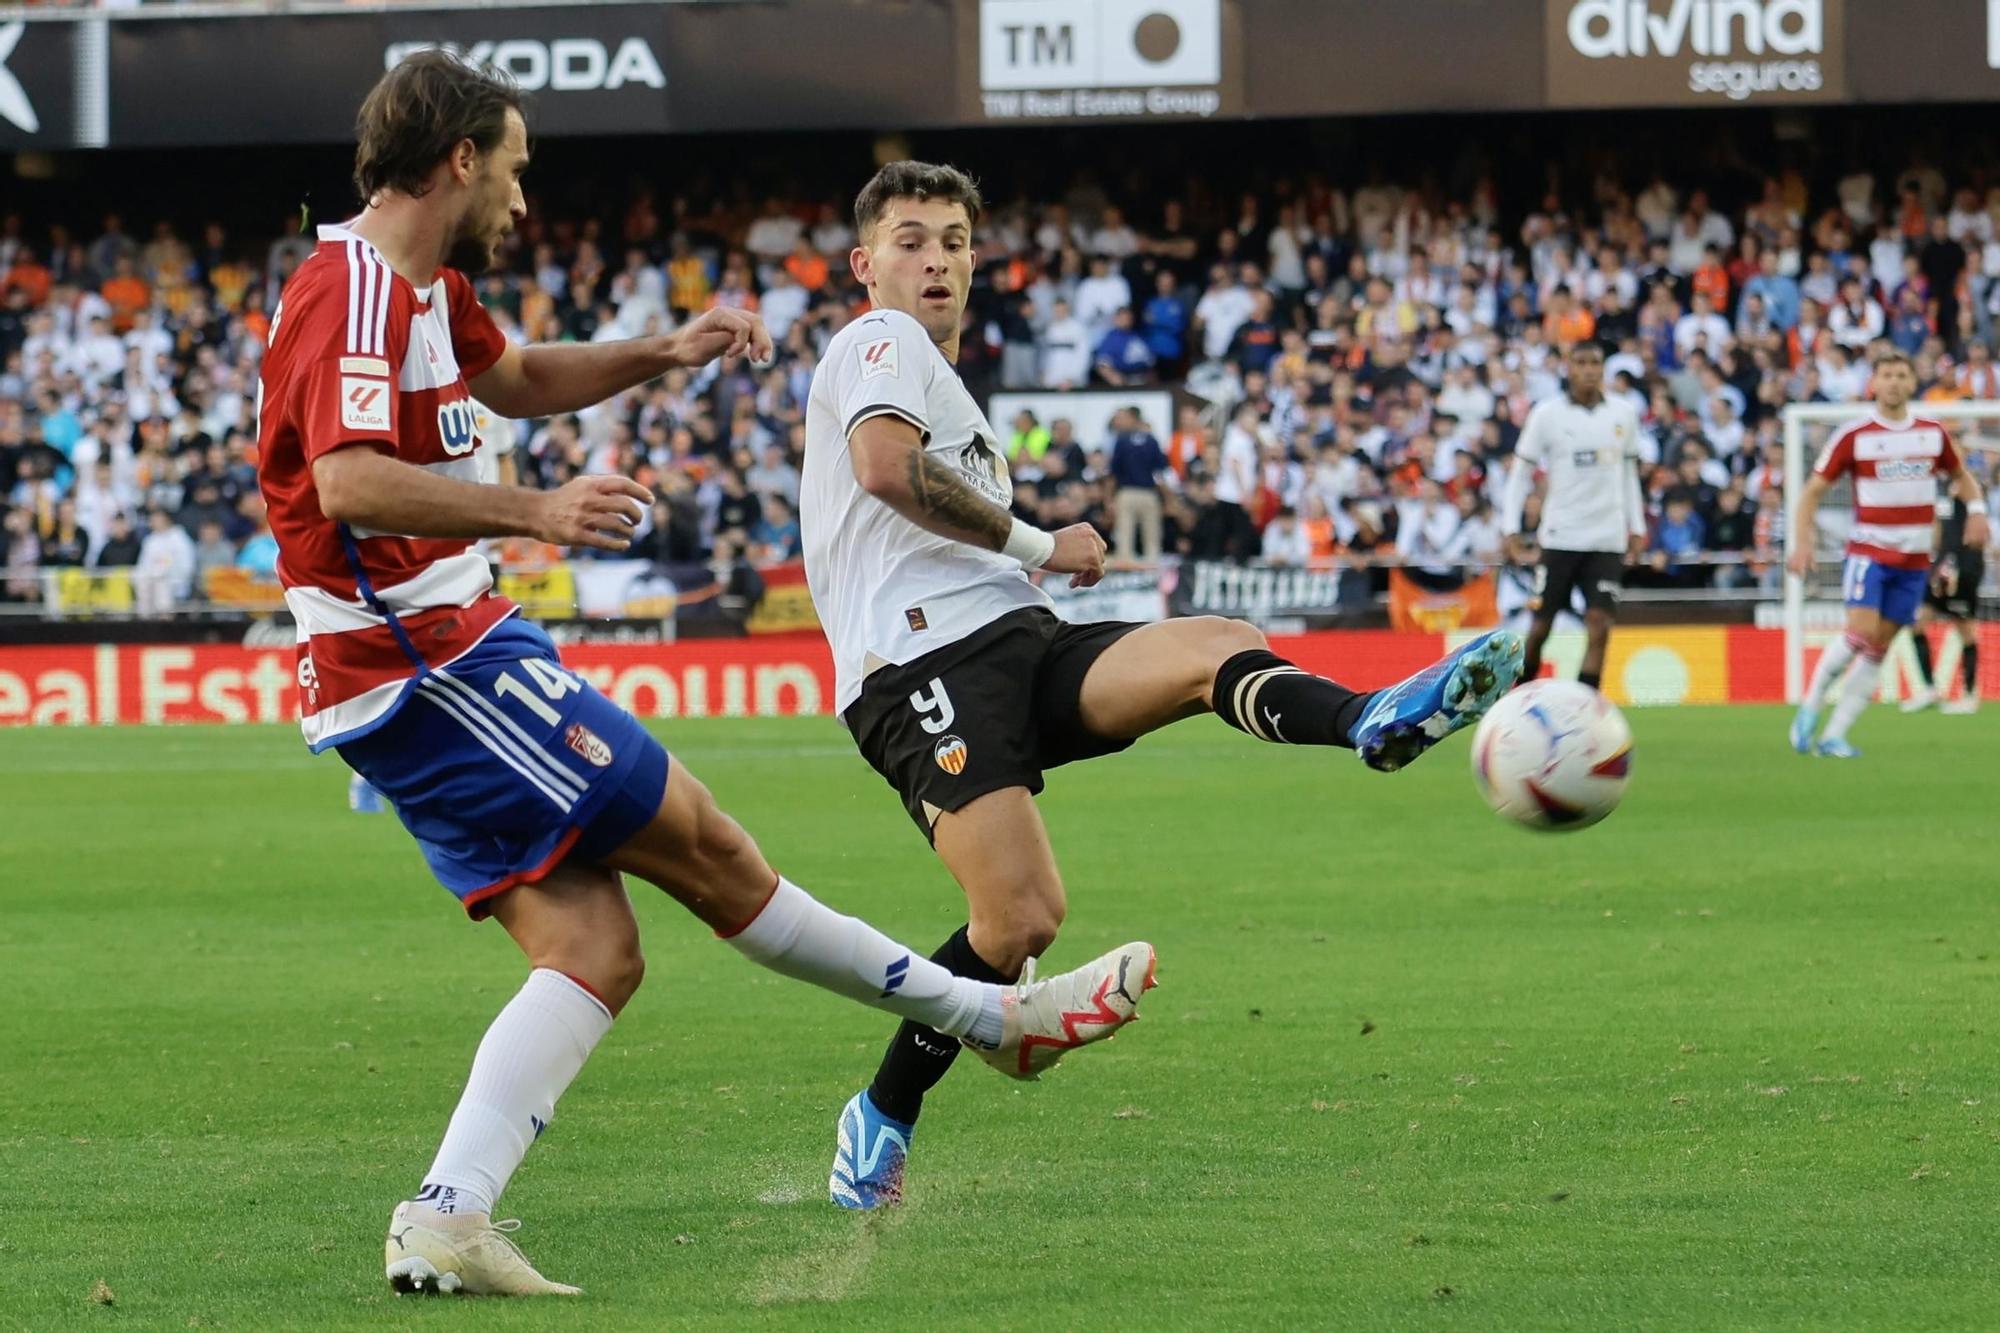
[260, 53, 1151, 1297]
[1786, 350, 1990, 756]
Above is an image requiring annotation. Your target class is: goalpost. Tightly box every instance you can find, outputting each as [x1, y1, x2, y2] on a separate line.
[1782, 400, 2000, 703]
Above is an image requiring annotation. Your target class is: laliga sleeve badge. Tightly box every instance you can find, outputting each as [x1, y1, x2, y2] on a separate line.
[858, 337, 899, 381]
[565, 723, 614, 768]
[933, 735, 968, 775]
[340, 376, 391, 432]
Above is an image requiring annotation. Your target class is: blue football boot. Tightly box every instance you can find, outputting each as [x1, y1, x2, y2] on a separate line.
[1789, 704, 1820, 755]
[1352, 631, 1525, 772]
[829, 1090, 912, 1210]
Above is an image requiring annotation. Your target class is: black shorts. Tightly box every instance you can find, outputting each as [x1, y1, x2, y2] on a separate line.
[1923, 554, 1984, 620]
[842, 607, 1145, 841]
[1532, 548, 1625, 618]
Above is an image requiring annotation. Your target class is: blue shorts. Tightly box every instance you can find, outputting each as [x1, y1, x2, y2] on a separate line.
[1842, 555, 1928, 628]
[337, 618, 669, 917]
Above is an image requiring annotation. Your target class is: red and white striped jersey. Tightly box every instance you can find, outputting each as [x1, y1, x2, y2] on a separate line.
[1812, 412, 1962, 571]
[256, 223, 515, 749]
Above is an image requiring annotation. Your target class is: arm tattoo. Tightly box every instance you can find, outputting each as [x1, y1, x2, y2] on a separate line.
[904, 447, 1013, 550]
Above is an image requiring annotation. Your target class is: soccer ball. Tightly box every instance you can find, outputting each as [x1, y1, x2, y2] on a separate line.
[1469, 680, 1632, 831]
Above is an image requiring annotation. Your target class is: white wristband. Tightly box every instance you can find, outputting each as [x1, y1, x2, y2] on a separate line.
[1003, 518, 1057, 570]
[1968, 500, 1989, 516]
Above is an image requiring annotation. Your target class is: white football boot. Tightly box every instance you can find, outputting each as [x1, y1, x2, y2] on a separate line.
[964, 942, 1156, 1080]
[384, 1201, 579, 1296]
[1900, 686, 1939, 713]
[1941, 694, 1979, 715]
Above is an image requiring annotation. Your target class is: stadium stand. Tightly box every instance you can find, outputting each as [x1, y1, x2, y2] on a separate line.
[6, 150, 2000, 614]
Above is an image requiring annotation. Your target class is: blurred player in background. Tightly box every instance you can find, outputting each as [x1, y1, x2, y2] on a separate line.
[262, 56, 1151, 1298]
[471, 400, 519, 490]
[1901, 488, 1986, 714]
[801, 161, 1522, 1210]
[1501, 341, 1648, 692]
[1788, 350, 1989, 756]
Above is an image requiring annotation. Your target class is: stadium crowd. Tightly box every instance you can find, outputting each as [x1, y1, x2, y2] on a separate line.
[6, 154, 2000, 613]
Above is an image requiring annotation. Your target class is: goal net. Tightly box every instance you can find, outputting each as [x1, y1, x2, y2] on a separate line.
[1781, 400, 2000, 703]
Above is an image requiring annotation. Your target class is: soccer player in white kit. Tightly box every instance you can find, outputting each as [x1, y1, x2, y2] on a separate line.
[1501, 341, 1649, 691]
[801, 162, 1524, 1208]
[264, 56, 1152, 1298]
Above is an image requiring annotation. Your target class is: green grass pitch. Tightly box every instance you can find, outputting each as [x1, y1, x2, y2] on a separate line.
[3, 707, 1997, 1331]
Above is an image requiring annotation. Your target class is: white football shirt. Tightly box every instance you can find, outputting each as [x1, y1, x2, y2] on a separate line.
[802, 308, 1049, 713]
[471, 401, 516, 486]
[1503, 394, 1647, 554]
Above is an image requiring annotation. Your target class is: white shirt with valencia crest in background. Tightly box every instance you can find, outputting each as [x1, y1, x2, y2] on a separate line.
[802, 308, 1049, 714]
[1503, 393, 1647, 555]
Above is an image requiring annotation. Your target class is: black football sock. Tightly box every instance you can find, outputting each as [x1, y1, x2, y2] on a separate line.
[1521, 636, 1546, 684]
[1578, 670, 1603, 690]
[1910, 631, 1935, 687]
[1963, 643, 1979, 695]
[1212, 649, 1370, 747]
[866, 925, 1012, 1126]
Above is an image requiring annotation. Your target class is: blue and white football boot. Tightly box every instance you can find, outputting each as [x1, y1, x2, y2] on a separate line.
[827, 942, 1157, 1208]
[1789, 704, 1820, 754]
[829, 1091, 913, 1210]
[1815, 737, 1862, 759]
[1352, 630, 1525, 772]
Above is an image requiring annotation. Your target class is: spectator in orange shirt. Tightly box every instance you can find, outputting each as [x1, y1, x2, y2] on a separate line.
[239, 287, 272, 346]
[1895, 182, 1929, 241]
[3, 248, 52, 306]
[1542, 285, 1596, 349]
[1691, 244, 1730, 312]
[1922, 360, 1966, 403]
[1167, 402, 1208, 478]
[996, 253, 1035, 298]
[1786, 299, 1830, 367]
[100, 256, 151, 333]
[1956, 340, 2000, 398]
[519, 283, 555, 340]
[667, 235, 712, 316]
[1301, 493, 1339, 562]
[783, 235, 829, 293]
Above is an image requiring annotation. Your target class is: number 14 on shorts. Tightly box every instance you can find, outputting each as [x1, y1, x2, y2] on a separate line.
[494, 656, 581, 727]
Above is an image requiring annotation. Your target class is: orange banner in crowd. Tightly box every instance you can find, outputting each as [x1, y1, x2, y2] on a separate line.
[2, 627, 1994, 726]
[1388, 570, 1499, 633]
[202, 567, 287, 613]
[745, 560, 821, 635]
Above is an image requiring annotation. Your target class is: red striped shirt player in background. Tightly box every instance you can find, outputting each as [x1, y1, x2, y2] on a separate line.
[256, 52, 1152, 1298]
[1786, 348, 1990, 757]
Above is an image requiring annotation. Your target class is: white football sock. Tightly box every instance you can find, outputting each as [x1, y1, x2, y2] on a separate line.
[1821, 651, 1883, 743]
[723, 877, 1003, 1046]
[415, 968, 613, 1217]
[1805, 633, 1859, 708]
